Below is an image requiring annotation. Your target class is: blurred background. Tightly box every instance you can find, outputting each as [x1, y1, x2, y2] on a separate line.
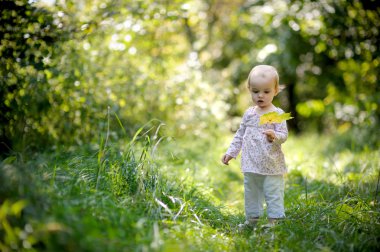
[1, 0, 379, 153]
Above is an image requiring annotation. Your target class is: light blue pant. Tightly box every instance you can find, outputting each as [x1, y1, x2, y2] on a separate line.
[244, 172, 285, 219]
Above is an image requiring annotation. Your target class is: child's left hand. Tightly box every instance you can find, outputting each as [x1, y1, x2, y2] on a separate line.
[263, 129, 276, 142]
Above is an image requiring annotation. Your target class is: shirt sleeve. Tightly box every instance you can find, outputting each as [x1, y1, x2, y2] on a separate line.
[273, 119, 288, 145]
[225, 111, 248, 158]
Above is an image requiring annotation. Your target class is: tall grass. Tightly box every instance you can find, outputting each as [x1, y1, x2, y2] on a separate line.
[157, 132, 380, 251]
[0, 118, 237, 251]
[1, 125, 379, 251]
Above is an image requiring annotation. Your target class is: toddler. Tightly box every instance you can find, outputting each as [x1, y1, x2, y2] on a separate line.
[221, 65, 288, 229]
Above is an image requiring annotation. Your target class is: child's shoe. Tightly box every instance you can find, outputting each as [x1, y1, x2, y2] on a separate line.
[237, 218, 259, 231]
[261, 222, 275, 229]
[262, 218, 280, 230]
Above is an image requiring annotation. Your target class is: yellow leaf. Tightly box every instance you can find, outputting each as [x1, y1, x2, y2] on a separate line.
[259, 111, 293, 125]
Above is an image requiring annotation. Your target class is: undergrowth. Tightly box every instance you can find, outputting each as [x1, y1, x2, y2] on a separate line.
[1, 124, 379, 251]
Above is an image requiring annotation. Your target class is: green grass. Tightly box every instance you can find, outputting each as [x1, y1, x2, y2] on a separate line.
[1, 128, 379, 251]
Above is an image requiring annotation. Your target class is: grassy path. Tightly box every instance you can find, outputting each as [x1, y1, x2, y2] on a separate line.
[1, 132, 379, 251]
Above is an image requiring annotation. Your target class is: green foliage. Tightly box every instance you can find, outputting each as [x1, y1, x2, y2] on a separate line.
[0, 0, 64, 151]
[196, 0, 380, 134]
[1, 0, 379, 152]
[1, 125, 380, 251]
[1, 1, 379, 251]
[0, 200, 37, 251]
[1, 0, 231, 152]
[0, 123, 236, 251]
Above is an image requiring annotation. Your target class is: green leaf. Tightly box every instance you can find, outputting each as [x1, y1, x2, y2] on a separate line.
[336, 203, 353, 220]
[2, 156, 16, 164]
[11, 200, 28, 216]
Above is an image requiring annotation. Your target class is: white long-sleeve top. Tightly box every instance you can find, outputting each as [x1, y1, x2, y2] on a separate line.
[226, 106, 288, 175]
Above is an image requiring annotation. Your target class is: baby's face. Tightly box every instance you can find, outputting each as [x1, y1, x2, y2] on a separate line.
[248, 76, 277, 109]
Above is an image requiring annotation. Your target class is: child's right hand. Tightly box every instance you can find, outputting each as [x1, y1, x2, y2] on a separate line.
[221, 154, 233, 165]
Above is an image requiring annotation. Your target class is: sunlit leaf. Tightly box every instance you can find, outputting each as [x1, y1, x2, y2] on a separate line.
[336, 203, 354, 220]
[10, 200, 28, 216]
[259, 111, 293, 125]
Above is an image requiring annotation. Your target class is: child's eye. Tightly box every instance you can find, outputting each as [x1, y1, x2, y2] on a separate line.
[265, 91, 270, 94]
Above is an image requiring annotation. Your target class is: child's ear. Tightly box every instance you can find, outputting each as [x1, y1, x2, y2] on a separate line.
[275, 85, 286, 95]
[274, 87, 279, 96]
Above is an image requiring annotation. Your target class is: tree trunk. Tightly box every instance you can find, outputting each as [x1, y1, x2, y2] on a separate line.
[284, 79, 300, 134]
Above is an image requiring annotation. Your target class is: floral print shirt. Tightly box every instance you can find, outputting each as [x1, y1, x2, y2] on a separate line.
[226, 106, 288, 175]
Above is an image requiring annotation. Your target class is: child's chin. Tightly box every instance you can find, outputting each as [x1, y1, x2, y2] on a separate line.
[257, 102, 265, 107]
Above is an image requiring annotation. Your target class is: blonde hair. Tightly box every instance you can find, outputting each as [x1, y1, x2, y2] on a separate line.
[247, 65, 280, 93]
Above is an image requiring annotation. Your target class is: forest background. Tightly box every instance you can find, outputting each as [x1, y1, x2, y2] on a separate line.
[1, 0, 379, 251]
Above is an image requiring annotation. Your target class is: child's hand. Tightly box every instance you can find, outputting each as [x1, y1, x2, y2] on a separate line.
[221, 154, 233, 165]
[263, 129, 276, 142]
